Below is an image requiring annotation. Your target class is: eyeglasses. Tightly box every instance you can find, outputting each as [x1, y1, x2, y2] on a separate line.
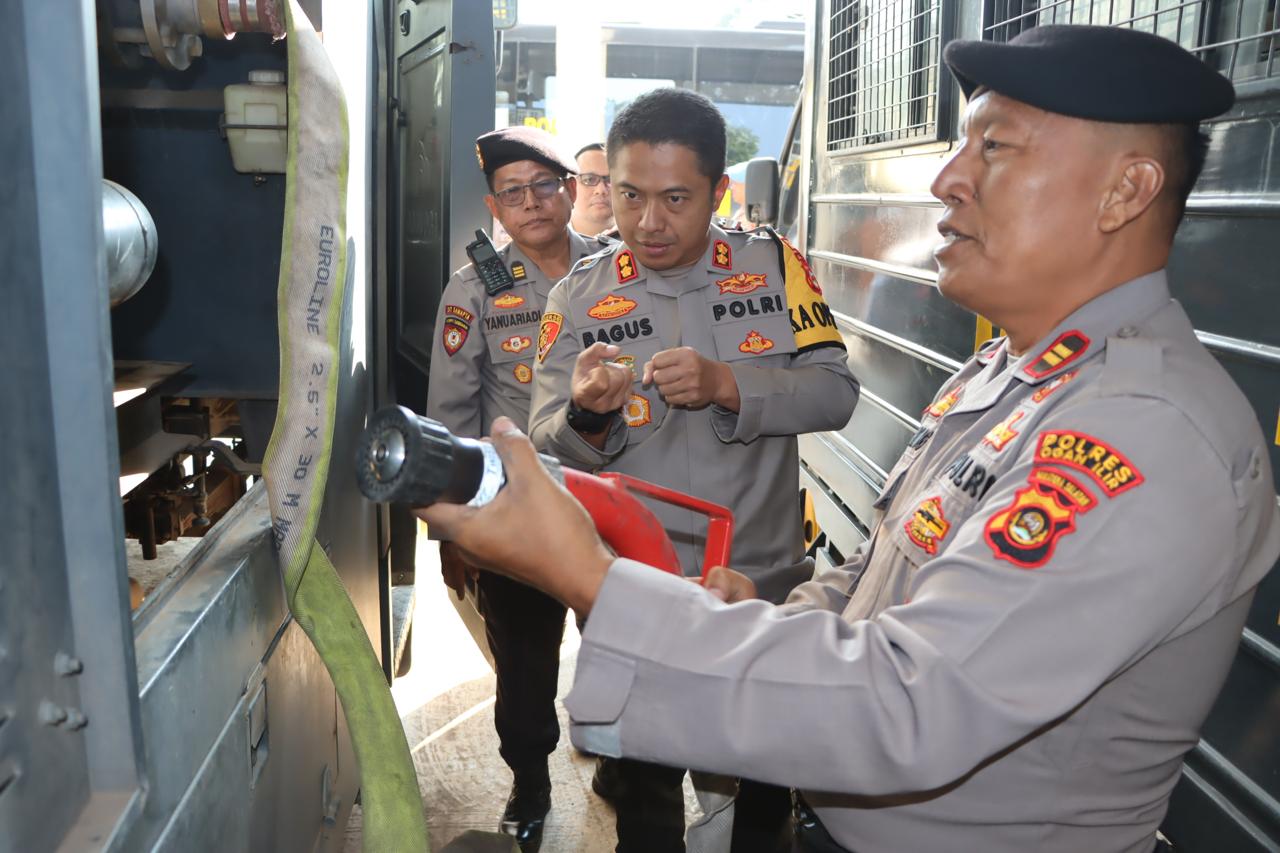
[492, 177, 566, 207]
[578, 173, 610, 188]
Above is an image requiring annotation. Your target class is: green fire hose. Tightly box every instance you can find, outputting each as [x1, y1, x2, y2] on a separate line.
[262, 3, 430, 850]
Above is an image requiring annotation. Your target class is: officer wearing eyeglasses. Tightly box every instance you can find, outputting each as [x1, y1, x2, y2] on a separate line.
[571, 142, 615, 238]
[426, 125, 612, 852]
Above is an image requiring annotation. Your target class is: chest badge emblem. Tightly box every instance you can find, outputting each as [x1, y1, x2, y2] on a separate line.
[925, 385, 964, 419]
[716, 272, 768, 295]
[904, 496, 950, 556]
[493, 293, 525, 310]
[738, 330, 775, 354]
[623, 394, 652, 428]
[513, 363, 533, 384]
[982, 411, 1025, 452]
[501, 335, 532, 354]
[587, 294, 638, 320]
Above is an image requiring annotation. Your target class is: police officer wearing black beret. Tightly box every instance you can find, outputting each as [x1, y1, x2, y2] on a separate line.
[426, 125, 610, 851]
[422, 26, 1280, 853]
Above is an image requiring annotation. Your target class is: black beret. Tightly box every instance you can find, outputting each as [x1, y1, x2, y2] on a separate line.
[474, 126, 577, 178]
[944, 25, 1234, 123]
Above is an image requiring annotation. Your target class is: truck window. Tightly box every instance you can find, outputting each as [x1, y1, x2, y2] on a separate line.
[827, 0, 948, 153]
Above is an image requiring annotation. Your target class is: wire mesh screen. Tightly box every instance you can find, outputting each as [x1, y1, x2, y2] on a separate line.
[984, 1, 1280, 85]
[827, 0, 944, 152]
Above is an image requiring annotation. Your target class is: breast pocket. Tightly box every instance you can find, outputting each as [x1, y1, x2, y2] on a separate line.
[483, 285, 541, 366]
[708, 285, 797, 365]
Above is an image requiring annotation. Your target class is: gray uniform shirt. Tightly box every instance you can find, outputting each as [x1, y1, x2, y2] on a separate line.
[426, 229, 601, 437]
[564, 271, 1280, 852]
[529, 224, 860, 601]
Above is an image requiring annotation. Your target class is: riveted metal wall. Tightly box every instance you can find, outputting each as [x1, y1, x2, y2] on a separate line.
[1, 1, 146, 849]
[799, 0, 1280, 847]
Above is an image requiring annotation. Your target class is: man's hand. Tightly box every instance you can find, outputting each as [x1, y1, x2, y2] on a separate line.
[642, 347, 741, 411]
[572, 342, 634, 414]
[414, 418, 615, 614]
[439, 540, 477, 601]
[702, 566, 758, 604]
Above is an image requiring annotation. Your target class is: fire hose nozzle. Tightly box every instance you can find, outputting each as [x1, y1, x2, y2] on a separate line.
[355, 405, 500, 507]
[355, 406, 734, 578]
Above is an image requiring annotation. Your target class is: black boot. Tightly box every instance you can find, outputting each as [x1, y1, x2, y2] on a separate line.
[499, 766, 551, 853]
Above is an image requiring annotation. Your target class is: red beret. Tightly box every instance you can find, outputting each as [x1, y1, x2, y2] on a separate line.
[474, 126, 577, 178]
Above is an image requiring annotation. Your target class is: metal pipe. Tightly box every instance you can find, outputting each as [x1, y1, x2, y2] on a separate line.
[102, 180, 159, 308]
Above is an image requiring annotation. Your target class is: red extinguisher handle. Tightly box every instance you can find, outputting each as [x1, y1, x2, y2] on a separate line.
[562, 469, 734, 580]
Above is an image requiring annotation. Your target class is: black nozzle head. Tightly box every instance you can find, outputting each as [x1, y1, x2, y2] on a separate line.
[355, 406, 487, 507]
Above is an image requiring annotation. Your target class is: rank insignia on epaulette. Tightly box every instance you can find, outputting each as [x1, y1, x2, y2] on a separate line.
[713, 240, 732, 270]
[616, 250, 638, 283]
[1024, 330, 1090, 379]
[511, 261, 527, 280]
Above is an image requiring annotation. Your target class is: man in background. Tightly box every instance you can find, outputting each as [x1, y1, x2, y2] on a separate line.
[570, 142, 615, 237]
[426, 125, 607, 852]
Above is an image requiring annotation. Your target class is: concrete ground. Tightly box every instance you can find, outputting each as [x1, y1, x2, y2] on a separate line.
[343, 523, 701, 852]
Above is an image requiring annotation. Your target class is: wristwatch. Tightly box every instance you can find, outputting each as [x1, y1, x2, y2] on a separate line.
[566, 401, 619, 434]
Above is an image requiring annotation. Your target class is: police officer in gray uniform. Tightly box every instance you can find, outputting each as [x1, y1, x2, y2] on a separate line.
[422, 26, 1280, 853]
[529, 89, 858, 851]
[426, 125, 607, 852]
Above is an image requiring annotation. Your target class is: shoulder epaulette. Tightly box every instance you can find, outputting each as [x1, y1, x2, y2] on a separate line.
[568, 241, 619, 276]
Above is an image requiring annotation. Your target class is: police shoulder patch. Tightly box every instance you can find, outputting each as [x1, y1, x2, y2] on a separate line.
[775, 234, 842, 353]
[1032, 430, 1144, 496]
[537, 312, 564, 363]
[984, 467, 1096, 568]
[442, 305, 473, 357]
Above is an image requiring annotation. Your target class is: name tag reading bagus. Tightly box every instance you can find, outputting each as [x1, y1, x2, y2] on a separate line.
[581, 317, 655, 347]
